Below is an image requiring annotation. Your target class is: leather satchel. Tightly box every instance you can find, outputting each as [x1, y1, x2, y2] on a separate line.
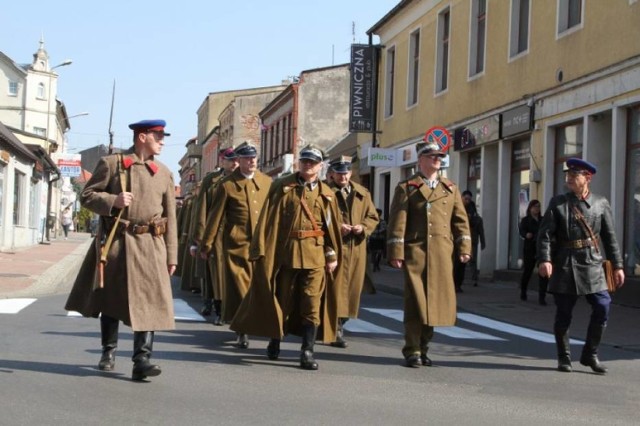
[571, 205, 617, 293]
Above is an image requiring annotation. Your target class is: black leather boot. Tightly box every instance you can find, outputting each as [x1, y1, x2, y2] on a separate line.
[580, 324, 608, 374]
[266, 338, 281, 360]
[213, 300, 223, 326]
[98, 315, 119, 371]
[236, 333, 249, 349]
[300, 325, 319, 370]
[200, 299, 213, 316]
[330, 318, 348, 348]
[554, 326, 572, 373]
[132, 331, 161, 381]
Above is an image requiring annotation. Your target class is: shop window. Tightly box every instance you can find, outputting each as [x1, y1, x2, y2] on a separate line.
[554, 121, 583, 194]
[625, 106, 640, 276]
[469, 0, 486, 77]
[384, 46, 395, 117]
[14, 170, 25, 226]
[407, 29, 420, 107]
[508, 140, 531, 269]
[509, 0, 530, 58]
[466, 151, 482, 206]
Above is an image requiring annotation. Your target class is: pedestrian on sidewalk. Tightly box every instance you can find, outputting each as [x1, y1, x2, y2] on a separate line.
[518, 199, 548, 304]
[60, 207, 72, 240]
[387, 140, 471, 368]
[538, 158, 625, 375]
[453, 190, 485, 292]
[65, 119, 178, 382]
[369, 209, 387, 272]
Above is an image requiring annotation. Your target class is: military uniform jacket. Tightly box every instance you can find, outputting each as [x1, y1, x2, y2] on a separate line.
[230, 173, 343, 342]
[65, 149, 177, 331]
[537, 191, 623, 295]
[193, 168, 224, 243]
[387, 174, 471, 326]
[329, 180, 379, 318]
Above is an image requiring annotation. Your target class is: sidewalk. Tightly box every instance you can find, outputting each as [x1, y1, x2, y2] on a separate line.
[0, 232, 92, 299]
[1, 235, 638, 354]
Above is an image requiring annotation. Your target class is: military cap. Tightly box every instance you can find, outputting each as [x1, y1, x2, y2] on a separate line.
[329, 155, 352, 173]
[299, 144, 324, 163]
[234, 141, 258, 158]
[220, 147, 237, 160]
[128, 119, 170, 136]
[416, 141, 445, 157]
[565, 158, 597, 175]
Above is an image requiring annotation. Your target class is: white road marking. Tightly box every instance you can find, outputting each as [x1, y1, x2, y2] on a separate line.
[67, 299, 205, 322]
[343, 318, 400, 335]
[0, 298, 36, 314]
[173, 299, 206, 322]
[457, 313, 583, 344]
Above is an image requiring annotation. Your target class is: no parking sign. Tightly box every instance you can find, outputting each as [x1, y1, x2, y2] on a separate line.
[423, 126, 452, 152]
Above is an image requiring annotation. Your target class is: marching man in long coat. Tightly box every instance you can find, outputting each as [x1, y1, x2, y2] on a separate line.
[65, 119, 177, 381]
[327, 155, 379, 348]
[387, 140, 471, 368]
[200, 141, 271, 348]
[230, 144, 342, 370]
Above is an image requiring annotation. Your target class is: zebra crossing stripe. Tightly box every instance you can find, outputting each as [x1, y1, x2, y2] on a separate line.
[360, 308, 505, 340]
[343, 318, 400, 335]
[0, 298, 36, 314]
[67, 299, 205, 322]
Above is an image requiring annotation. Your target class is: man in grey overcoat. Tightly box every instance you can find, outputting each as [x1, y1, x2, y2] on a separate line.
[65, 119, 177, 381]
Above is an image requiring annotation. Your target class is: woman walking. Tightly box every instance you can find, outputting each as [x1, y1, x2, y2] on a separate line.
[519, 199, 548, 304]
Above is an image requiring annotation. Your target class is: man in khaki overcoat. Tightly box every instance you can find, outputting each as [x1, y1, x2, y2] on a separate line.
[65, 119, 177, 381]
[388, 141, 471, 368]
[200, 141, 271, 348]
[230, 144, 342, 371]
[192, 147, 238, 323]
[327, 155, 379, 348]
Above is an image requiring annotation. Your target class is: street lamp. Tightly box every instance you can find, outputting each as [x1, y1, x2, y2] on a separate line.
[41, 59, 72, 244]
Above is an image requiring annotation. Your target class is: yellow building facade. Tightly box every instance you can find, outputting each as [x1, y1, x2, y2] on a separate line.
[367, 0, 640, 281]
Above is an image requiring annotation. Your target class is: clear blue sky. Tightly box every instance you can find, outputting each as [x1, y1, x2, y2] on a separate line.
[1, 0, 397, 178]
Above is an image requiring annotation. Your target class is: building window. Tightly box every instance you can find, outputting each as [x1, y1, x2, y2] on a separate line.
[509, 0, 530, 58]
[287, 113, 293, 152]
[554, 121, 583, 194]
[37, 82, 46, 100]
[33, 127, 46, 137]
[384, 46, 395, 117]
[469, 0, 487, 77]
[8, 81, 18, 96]
[625, 106, 640, 276]
[558, 0, 583, 35]
[408, 29, 420, 107]
[436, 8, 451, 93]
[14, 170, 25, 226]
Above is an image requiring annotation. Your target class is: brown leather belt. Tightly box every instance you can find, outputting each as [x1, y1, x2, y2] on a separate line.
[560, 239, 596, 249]
[126, 221, 167, 237]
[289, 229, 325, 239]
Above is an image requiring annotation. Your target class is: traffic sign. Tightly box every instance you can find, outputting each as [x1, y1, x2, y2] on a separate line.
[423, 126, 452, 151]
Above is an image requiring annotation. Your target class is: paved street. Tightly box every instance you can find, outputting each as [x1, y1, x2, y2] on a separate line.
[2, 273, 640, 424]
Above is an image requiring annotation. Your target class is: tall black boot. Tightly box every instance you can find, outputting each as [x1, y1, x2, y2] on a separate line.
[330, 318, 348, 348]
[538, 277, 548, 306]
[266, 338, 281, 360]
[300, 324, 319, 370]
[200, 299, 213, 316]
[554, 326, 572, 372]
[98, 315, 119, 371]
[131, 331, 161, 381]
[580, 324, 608, 374]
[213, 300, 223, 326]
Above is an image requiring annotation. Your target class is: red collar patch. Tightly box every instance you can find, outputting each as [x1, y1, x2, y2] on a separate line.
[146, 161, 158, 175]
[122, 157, 135, 169]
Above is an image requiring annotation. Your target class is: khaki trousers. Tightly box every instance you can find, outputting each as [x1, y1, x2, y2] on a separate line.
[276, 267, 325, 326]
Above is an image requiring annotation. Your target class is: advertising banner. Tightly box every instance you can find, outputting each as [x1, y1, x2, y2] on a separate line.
[349, 44, 376, 133]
